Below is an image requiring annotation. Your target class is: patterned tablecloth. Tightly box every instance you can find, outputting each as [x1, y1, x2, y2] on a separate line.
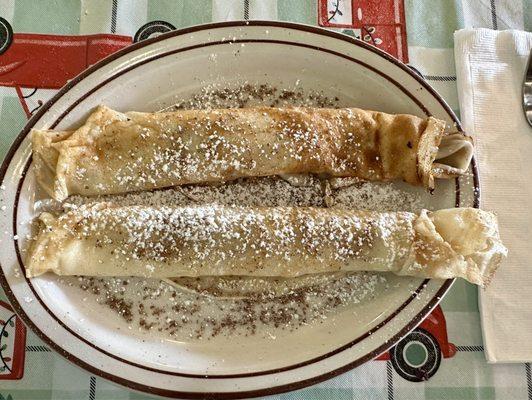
[0, 1, 531, 399]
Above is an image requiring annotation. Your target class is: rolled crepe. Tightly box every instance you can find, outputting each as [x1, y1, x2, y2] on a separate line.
[32, 106, 473, 201]
[26, 205, 506, 286]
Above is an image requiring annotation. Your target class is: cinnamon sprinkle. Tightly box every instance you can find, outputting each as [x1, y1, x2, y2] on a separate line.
[47, 83, 424, 340]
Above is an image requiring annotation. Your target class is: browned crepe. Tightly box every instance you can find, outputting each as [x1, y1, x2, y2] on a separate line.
[26, 205, 506, 286]
[32, 106, 473, 201]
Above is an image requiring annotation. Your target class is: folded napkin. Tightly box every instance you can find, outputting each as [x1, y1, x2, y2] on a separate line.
[455, 28, 532, 363]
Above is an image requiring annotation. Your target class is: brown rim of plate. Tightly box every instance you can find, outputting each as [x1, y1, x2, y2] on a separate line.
[0, 20, 479, 399]
[9, 36, 455, 379]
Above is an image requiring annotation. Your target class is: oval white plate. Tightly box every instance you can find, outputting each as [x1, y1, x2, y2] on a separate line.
[0, 22, 478, 398]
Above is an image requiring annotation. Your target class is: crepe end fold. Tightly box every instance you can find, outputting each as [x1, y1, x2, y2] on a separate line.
[25, 206, 506, 286]
[404, 208, 507, 287]
[25, 202, 111, 278]
[31, 129, 74, 199]
[25, 212, 65, 278]
[416, 117, 474, 190]
[31, 106, 128, 202]
[433, 132, 474, 179]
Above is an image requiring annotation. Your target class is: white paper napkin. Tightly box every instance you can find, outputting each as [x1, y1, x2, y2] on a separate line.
[454, 28, 532, 363]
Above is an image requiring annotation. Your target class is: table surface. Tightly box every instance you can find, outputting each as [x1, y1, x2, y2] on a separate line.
[0, 1, 530, 399]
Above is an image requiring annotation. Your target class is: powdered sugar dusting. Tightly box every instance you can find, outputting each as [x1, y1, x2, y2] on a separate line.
[54, 83, 424, 340]
[55, 203, 415, 277]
